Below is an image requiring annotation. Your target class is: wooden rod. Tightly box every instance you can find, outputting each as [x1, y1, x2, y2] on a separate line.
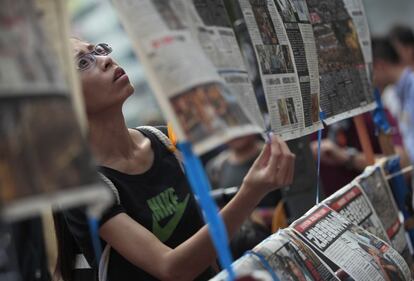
[353, 114, 375, 165]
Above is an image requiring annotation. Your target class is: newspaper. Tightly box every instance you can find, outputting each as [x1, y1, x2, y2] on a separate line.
[112, 0, 262, 154]
[237, 0, 321, 141]
[0, 0, 66, 96]
[306, 0, 375, 124]
[34, 0, 87, 130]
[179, 0, 266, 130]
[0, 0, 112, 221]
[292, 205, 411, 281]
[343, 0, 373, 81]
[323, 183, 390, 243]
[211, 229, 339, 281]
[357, 166, 412, 263]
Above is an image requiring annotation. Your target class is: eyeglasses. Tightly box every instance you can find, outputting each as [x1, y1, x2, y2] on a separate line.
[75, 43, 112, 71]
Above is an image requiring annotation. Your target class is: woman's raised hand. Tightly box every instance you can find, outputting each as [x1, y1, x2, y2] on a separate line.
[242, 135, 295, 194]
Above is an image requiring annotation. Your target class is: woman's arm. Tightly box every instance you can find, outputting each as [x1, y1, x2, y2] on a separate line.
[99, 135, 295, 281]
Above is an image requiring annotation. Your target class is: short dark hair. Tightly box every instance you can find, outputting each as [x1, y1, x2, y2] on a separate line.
[389, 25, 414, 46]
[372, 36, 400, 64]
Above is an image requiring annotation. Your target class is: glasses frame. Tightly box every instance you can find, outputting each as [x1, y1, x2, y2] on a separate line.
[75, 43, 112, 71]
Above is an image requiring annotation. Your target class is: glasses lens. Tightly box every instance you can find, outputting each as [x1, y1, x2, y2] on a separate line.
[77, 54, 95, 71]
[94, 43, 112, 55]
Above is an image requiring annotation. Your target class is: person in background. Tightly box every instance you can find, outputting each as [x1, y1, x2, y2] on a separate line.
[54, 38, 295, 281]
[372, 37, 414, 165]
[382, 25, 414, 118]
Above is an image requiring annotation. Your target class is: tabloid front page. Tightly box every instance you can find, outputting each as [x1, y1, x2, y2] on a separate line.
[180, 0, 266, 130]
[323, 183, 390, 243]
[112, 0, 262, 154]
[357, 166, 412, 264]
[210, 229, 339, 281]
[237, 0, 321, 140]
[305, 0, 375, 124]
[292, 205, 411, 281]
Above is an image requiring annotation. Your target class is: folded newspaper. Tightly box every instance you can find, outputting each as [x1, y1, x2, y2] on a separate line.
[291, 205, 411, 281]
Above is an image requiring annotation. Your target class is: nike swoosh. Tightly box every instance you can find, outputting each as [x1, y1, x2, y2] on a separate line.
[152, 194, 190, 242]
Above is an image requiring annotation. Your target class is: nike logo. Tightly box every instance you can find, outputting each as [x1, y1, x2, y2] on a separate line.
[152, 194, 190, 242]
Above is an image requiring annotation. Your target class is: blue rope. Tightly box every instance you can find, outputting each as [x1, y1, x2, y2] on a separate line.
[178, 142, 235, 281]
[316, 112, 325, 204]
[244, 251, 279, 281]
[88, 216, 102, 264]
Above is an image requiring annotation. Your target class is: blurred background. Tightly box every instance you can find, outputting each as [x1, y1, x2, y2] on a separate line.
[67, 0, 414, 127]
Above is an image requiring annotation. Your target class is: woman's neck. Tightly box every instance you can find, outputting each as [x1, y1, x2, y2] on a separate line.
[86, 109, 153, 174]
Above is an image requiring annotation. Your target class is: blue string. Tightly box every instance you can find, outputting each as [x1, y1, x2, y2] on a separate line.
[177, 142, 236, 281]
[244, 251, 279, 281]
[316, 112, 325, 204]
[88, 216, 102, 264]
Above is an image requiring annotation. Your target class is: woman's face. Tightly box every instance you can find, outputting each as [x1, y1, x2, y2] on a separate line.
[71, 39, 134, 115]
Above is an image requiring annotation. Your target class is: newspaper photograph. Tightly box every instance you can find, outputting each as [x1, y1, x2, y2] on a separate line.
[343, 0, 373, 81]
[0, 0, 66, 96]
[237, 0, 320, 140]
[112, 0, 262, 154]
[306, 0, 375, 124]
[0, 98, 109, 221]
[357, 166, 411, 263]
[292, 205, 411, 281]
[323, 183, 390, 243]
[179, 0, 266, 130]
[272, 0, 322, 134]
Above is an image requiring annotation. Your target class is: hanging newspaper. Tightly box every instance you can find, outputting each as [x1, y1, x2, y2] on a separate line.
[112, 0, 262, 154]
[0, 0, 112, 221]
[306, 0, 375, 124]
[323, 183, 390, 243]
[0, 0, 66, 96]
[236, 0, 321, 140]
[211, 229, 340, 281]
[34, 0, 87, 129]
[343, 0, 373, 81]
[272, 0, 322, 134]
[292, 205, 412, 281]
[179, 0, 266, 130]
[357, 165, 412, 263]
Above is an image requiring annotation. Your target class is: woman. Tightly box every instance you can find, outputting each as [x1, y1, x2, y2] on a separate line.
[57, 38, 295, 281]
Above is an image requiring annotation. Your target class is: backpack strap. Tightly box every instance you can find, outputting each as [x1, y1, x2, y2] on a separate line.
[137, 126, 184, 172]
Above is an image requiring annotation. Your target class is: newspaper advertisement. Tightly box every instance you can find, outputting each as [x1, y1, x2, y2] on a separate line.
[180, 0, 266, 130]
[112, 0, 262, 154]
[357, 166, 412, 263]
[211, 229, 339, 281]
[0, 0, 111, 221]
[306, 0, 375, 124]
[0, 0, 66, 96]
[273, 0, 322, 134]
[237, 0, 320, 140]
[343, 0, 373, 81]
[292, 205, 411, 281]
[323, 183, 390, 243]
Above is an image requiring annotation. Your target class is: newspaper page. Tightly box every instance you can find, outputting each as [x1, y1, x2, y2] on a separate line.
[211, 229, 339, 281]
[179, 0, 266, 130]
[343, 0, 373, 81]
[305, 0, 375, 124]
[0, 0, 111, 221]
[323, 183, 390, 243]
[0, 0, 66, 96]
[237, 0, 320, 140]
[34, 0, 87, 130]
[112, 0, 262, 154]
[272, 0, 322, 134]
[292, 205, 411, 281]
[357, 166, 412, 263]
